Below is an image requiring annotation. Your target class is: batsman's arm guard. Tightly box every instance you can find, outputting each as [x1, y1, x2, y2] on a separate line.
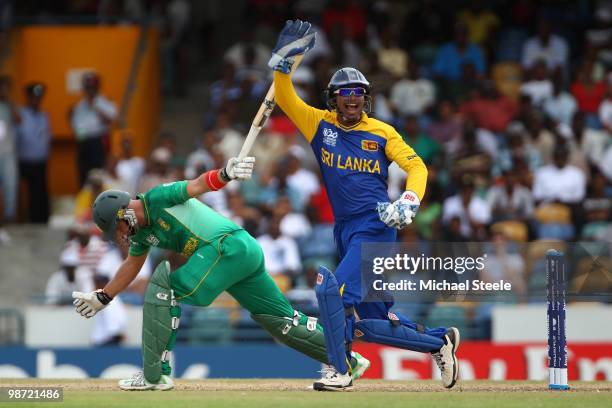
[315, 266, 350, 375]
[142, 261, 181, 383]
[354, 319, 444, 353]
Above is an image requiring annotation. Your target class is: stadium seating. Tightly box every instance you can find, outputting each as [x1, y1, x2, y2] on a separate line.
[492, 62, 523, 100]
[426, 304, 468, 338]
[491, 220, 529, 242]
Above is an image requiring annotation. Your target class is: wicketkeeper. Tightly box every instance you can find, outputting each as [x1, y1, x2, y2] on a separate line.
[72, 155, 369, 390]
[269, 20, 460, 391]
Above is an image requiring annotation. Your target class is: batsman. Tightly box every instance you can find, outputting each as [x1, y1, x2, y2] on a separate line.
[269, 20, 460, 391]
[71, 155, 369, 390]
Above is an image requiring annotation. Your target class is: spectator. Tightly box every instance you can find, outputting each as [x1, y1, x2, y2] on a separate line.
[570, 111, 610, 167]
[225, 190, 261, 234]
[413, 166, 443, 240]
[442, 178, 492, 240]
[16, 82, 50, 223]
[521, 19, 568, 76]
[544, 77, 577, 126]
[375, 26, 409, 79]
[185, 131, 217, 180]
[520, 59, 553, 107]
[257, 217, 302, 277]
[96, 244, 152, 304]
[532, 144, 586, 204]
[524, 111, 555, 165]
[69, 72, 118, 186]
[273, 194, 312, 240]
[481, 232, 526, 300]
[103, 156, 132, 193]
[571, 63, 607, 124]
[457, 0, 500, 55]
[162, 0, 191, 97]
[443, 216, 470, 241]
[487, 169, 534, 222]
[224, 31, 271, 73]
[74, 170, 107, 222]
[321, 0, 367, 43]
[45, 246, 94, 305]
[208, 62, 241, 114]
[115, 134, 145, 196]
[601, 143, 612, 180]
[0, 75, 19, 237]
[90, 270, 127, 346]
[214, 113, 245, 162]
[400, 115, 441, 165]
[390, 60, 436, 117]
[427, 100, 463, 145]
[138, 147, 179, 193]
[599, 79, 612, 133]
[326, 23, 362, 68]
[307, 174, 334, 225]
[585, 5, 612, 72]
[400, 0, 449, 53]
[284, 146, 320, 211]
[495, 123, 542, 174]
[294, 3, 332, 66]
[432, 21, 486, 82]
[459, 81, 518, 133]
[156, 132, 185, 176]
[556, 123, 590, 176]
[448, 125, 493, 185]
[234, 58, 268, 126]
[291, 66, 317, 105]
[582, 169, 612, 236]
[442, 61, 482, 103]
[65, 222, 110, 273]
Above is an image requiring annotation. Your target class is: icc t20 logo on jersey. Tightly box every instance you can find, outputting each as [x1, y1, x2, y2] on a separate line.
[322, 128, 338, 146]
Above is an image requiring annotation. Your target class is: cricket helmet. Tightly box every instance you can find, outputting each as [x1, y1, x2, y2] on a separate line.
[92, 190, 132, 241]
[325, 67, 372, 113]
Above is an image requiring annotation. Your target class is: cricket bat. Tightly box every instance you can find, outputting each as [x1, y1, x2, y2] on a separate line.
[237, 54, 304, 159]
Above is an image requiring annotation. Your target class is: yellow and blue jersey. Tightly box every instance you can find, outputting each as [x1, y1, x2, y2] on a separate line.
[274, 71, 428, 221]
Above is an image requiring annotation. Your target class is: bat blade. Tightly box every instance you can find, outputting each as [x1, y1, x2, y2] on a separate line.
[237, 54, 304, 159]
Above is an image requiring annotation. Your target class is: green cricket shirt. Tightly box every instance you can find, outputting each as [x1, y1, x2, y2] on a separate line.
[128, 181, 242, 257]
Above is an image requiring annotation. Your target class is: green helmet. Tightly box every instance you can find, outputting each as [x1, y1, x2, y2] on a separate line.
[92, 190, 131, 241]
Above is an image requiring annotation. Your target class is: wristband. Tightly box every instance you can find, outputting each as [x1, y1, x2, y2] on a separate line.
[219, 167, 231, 183]
[96, 290, 113, 305]
[204, 169, 228, 191]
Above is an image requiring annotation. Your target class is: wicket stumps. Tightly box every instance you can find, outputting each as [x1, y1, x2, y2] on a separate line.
[546, 249, 569, 390]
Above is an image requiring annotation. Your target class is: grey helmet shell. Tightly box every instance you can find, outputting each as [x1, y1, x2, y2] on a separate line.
[325, 67, 372, 112]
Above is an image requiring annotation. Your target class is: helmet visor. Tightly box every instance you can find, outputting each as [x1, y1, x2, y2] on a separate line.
[334, 87, 366, 97]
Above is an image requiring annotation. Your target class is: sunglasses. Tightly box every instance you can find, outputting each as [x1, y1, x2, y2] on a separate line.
[334, 87, 366, 97]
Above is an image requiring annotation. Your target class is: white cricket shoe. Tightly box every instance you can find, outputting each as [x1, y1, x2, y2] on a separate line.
[351, 352, 371, 381]
[118, 371, 174, 391]
[313, 365, 353, 391]
[431, 327, 460, 389]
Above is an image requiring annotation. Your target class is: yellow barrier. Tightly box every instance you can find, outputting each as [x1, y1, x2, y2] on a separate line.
[1, 25, 160, 195]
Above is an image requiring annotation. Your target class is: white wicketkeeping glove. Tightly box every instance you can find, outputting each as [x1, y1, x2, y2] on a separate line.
[72, 290, 111, 318]
[377, 190, 420, 230]
[222, 157, 255, 181]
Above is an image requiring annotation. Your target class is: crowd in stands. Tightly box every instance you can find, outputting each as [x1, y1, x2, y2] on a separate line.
[2, 0, 611, 342]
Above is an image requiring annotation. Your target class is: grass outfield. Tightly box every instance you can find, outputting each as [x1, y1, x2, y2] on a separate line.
[0, 379, 610, 408]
